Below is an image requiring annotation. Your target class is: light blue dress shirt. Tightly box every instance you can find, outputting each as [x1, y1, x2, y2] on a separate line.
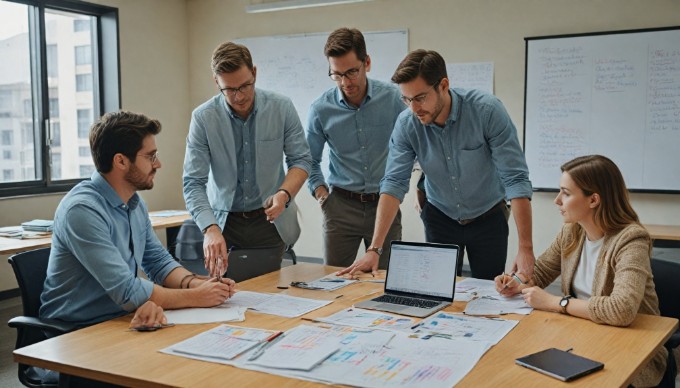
[306, 79, 405, 194]
[40, 172, 181, 327]
[183, 89, 312, 245]
[381, 88, 533, 221]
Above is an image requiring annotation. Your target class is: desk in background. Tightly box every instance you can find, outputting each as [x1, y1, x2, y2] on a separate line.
[0, 211, 191, 256]
[13, 263, 678, 387]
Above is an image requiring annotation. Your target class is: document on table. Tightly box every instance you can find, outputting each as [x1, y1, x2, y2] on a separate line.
[302, 275, 357, 291]
[163, 305, 246, 324]
[248, 325, 341, 371]
[224, 290, 333, 318]
[149, 210, 190, 217]
[316, 307, 416, 331]
[163, 324, 277, 360]
[464, 294, 533, 315]
[413, 312, 518, 343]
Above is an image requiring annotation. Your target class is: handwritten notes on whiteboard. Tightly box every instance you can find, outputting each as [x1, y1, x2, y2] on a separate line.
[525, 29, 680, 191]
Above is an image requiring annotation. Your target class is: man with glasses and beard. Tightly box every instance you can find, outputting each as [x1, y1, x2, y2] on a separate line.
[183, 42, 311, 278]
[338, 49, 535, 281]
[41, 111, 236, 330]
[306, 28, 405, 269]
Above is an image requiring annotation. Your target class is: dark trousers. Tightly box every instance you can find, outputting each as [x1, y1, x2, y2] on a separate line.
[321, 190, 402, 269]
[222, 212, 286, 261]
[420, 201, 509, 280]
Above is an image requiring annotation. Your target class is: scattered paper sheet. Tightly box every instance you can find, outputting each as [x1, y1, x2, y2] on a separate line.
[163, 324, 276, 360]
[413, 312, 518, 343]
[164, 305, 246, 324]
[464, 295, 533, 315]
[224, 290, 333, 318]
[316, 307, 416, 332]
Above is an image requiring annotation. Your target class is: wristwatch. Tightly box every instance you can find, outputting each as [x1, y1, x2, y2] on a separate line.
[366, 246, 383, 256]
[560, 295, 573, 315]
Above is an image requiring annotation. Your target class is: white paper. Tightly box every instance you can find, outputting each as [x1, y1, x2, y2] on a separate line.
[464, 295, 533, 315]
[414, 312, 519, 343]
[302, 275, 357, 291]
[248, 325, 340, 370]
[223, 290, 332, 318]
[164, 324, 275, 360]
[316, 307, 416, 332]
[164, 305, 246, 324]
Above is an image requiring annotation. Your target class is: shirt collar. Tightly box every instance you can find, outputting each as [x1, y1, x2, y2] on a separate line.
[335, 78, 374, 109]
[446, 88, 460, 125]
[91, 171, 140, 210]
[222, 89, 259, 120]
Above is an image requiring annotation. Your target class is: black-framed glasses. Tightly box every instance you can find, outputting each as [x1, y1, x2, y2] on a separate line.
[137, 151, 160, 164]
[219, 79, 255, 97]
[401, 82, 439, 106]
[328, 62, 364, 81]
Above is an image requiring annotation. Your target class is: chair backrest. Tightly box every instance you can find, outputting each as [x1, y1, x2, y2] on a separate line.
[175, 219, 204, 261]
[650, 255, 680, 321]
[8, 247, 51, 318]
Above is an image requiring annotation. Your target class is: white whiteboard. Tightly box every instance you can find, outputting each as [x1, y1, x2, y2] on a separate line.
[524, 27, 680, 192]
[236, 30, 408, 129]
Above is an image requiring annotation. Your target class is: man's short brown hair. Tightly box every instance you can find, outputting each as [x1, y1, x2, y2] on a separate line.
[211, 42, 254, 75]
[89, 111, 161, 173]
[391, 49, 447, 86]
[324, 27, 367, 62]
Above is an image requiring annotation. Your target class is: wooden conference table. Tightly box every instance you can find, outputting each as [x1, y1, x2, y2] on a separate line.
[13, 263, 678, 387]
[645, 224, 680, 242]
[0, 211, 190, 256]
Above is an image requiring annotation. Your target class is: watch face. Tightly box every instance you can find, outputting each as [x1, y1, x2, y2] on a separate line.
[560, 297, 570, 307]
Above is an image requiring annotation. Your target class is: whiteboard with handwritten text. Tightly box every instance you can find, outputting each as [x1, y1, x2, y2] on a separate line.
[524, 27, 680, 192]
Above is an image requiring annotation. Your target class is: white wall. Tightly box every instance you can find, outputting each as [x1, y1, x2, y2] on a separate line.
[1, 0, 679, 292]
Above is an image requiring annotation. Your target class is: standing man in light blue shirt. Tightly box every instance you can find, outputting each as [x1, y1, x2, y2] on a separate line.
[41, 111, 236, 328]
[306, 28, 405, 269]
[183, 42, 312, 277]
[339, 49, 535, 280]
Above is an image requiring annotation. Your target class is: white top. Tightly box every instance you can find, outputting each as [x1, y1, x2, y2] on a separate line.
[572, 236, 604, 299]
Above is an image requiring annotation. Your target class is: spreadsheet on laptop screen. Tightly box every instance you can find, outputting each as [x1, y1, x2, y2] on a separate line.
[385, 244, 457, 298]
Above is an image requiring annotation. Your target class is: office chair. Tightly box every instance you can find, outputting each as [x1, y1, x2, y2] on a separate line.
[7, 248, 76, 388]
[650, 253, 680, 387]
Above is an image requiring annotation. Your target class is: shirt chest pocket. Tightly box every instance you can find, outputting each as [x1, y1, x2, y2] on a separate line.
[256, 136, 284, 165]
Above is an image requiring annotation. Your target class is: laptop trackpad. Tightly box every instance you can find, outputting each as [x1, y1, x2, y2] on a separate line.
[376, 303, 408, 311]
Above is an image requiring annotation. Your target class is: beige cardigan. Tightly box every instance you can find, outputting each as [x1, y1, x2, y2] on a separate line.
[533, 223, 667, 387]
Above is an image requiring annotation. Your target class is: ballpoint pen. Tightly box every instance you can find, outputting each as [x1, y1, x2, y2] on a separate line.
[247, 331, 285, 361]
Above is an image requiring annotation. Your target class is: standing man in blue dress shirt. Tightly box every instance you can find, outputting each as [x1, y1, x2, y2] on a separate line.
[41, 111, 236, 329]
[339, 49, 535, 280]
[183, 42, 312, 277]
[306, 28, 405, 269]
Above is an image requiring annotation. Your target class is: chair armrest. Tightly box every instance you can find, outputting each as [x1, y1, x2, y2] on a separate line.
[8, 316, 77, 336]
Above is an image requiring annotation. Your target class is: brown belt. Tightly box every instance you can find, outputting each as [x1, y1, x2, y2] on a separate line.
[229, 208, 265, 219]
[457, 201, 506, 226]
[332, 187, 379, 203]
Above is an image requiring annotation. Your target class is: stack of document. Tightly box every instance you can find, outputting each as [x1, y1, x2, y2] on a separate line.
[21, 219, 54, 232]
[0, 226, 24, 238]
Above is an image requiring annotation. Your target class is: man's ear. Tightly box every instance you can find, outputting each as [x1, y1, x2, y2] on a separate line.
[112, 153, 128, 171]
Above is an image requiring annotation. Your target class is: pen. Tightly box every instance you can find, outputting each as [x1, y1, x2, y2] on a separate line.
[247, 331, 285, 361]
[319, 278, 346, 283]
[411, 322, 423, 330]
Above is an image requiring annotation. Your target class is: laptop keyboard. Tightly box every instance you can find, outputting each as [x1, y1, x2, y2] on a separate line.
[374, 294, 441, 309]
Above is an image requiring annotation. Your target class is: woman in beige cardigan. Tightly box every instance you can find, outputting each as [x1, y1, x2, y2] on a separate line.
[495, 154, 675, 387]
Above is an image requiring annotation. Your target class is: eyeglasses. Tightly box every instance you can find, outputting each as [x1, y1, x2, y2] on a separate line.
[400, 83, 439, 106]
[219, 79, 255, 97]
[137, 151, 160, 164]
[328, 62, 364, 81]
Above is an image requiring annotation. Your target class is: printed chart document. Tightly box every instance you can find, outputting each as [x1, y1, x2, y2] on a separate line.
[413, 312, 518, 343]
[301, 275, 357, 291]
[248, 325, 341, 371]
[224, 290, 332, 318]
[163, 305, 246, 324]
[163, 324, 277, 360]
[316, 307, 416, 331]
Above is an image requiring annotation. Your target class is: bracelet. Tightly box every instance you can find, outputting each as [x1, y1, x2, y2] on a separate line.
[180, 273, 195, 289]
[277, 188, 292, 208]
[512, 273, 529, 285]
[187, 276, 197, 289]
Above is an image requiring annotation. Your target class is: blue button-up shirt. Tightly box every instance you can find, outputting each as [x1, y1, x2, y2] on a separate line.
[306, 79, 405, 194]
[40, 172, 181, 327]
[381, 88, 532, 221]
[183, 89, 311, 245]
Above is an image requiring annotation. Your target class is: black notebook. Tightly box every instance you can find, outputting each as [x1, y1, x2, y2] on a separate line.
[515, 348, 604, 382]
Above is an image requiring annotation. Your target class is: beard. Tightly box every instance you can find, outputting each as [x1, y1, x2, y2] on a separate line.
[125, 163, 154, 191]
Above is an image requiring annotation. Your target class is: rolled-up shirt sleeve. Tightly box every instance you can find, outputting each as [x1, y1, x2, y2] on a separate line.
[379, 119, 416, 202]
[63, 204, 153, 312]
[283, 98, 312, 174]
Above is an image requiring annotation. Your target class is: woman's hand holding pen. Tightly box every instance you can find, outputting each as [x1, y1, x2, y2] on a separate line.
[494, 272, 528, 296]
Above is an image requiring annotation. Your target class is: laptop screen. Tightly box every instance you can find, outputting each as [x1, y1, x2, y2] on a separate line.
[385, 242, 458, 299]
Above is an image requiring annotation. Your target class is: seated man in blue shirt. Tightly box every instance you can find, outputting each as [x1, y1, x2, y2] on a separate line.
[339, 49, 535, 280]
[183, 42, 311, 277]
[306, 28, 405, 269]
[40, 111, 236, 329]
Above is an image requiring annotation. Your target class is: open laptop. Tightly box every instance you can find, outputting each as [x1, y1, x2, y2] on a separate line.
[224, 246, 283, 283]
[355, 241, 459, 318]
